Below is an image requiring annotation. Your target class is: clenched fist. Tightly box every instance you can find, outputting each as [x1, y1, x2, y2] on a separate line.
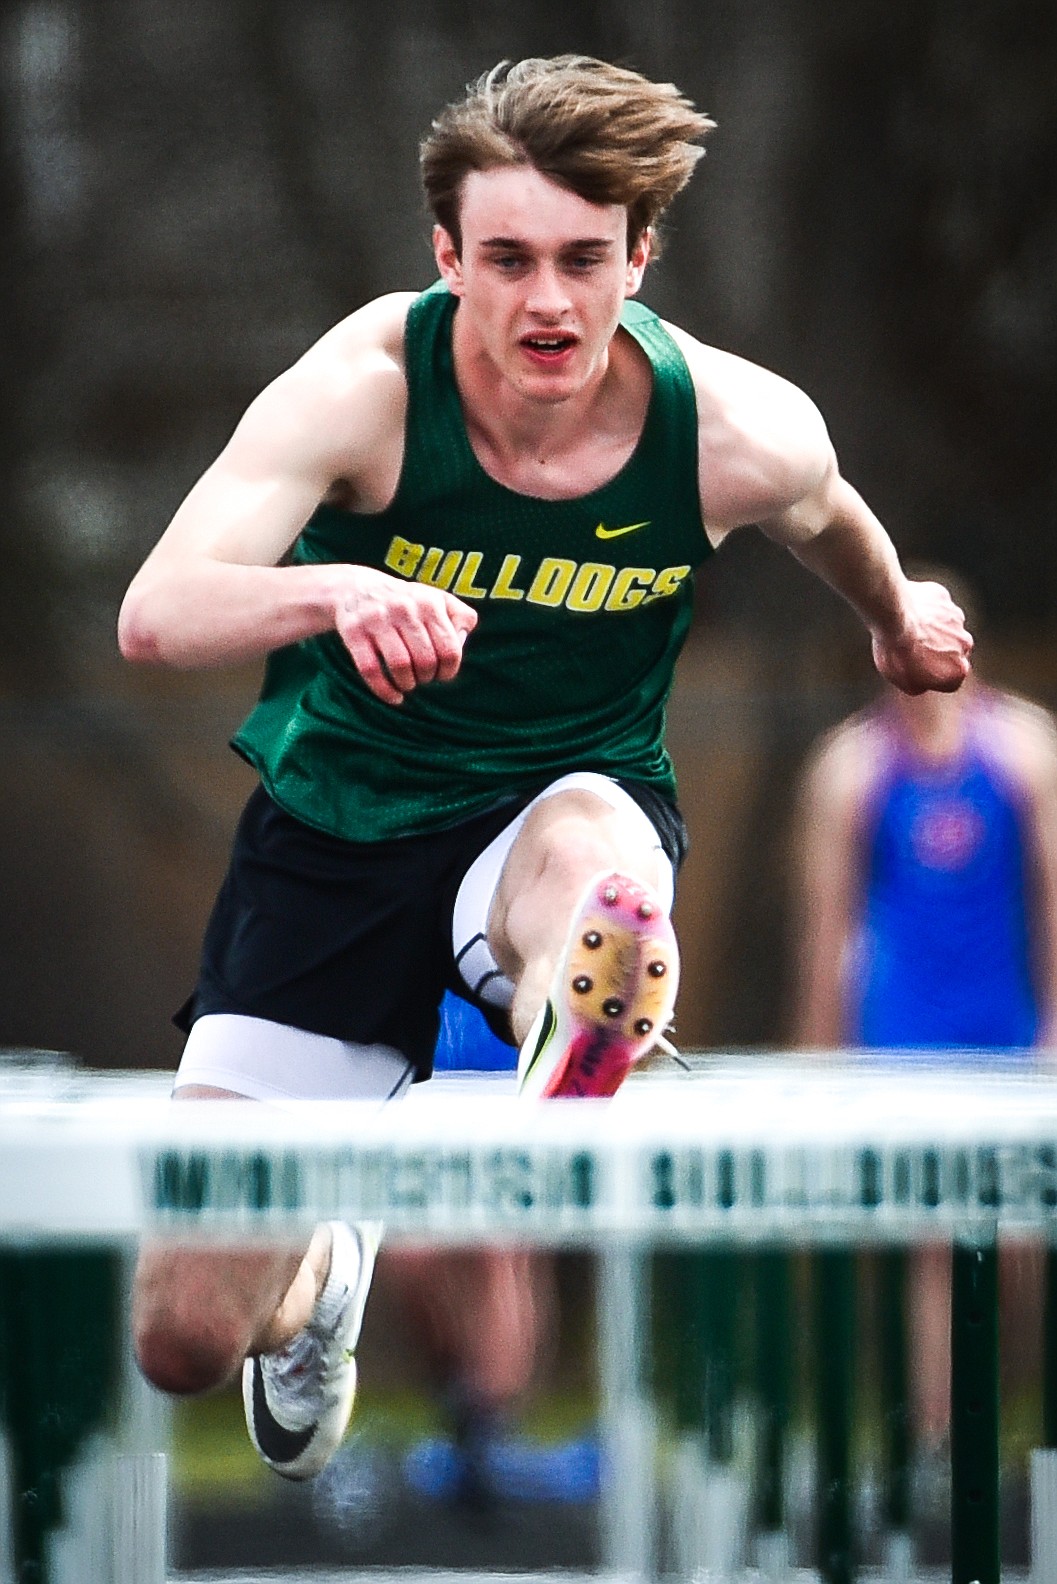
[871, 579, 973, 696]
[334, 566, 478, 704]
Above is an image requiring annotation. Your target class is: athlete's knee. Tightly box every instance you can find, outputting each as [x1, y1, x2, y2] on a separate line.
[525, 808, 631, 893]
[132, 1254, 251, 1396]
[134, 1309, 245, 1396]
[494, 794, 667, 985]
[135, 1320, 245, 1397]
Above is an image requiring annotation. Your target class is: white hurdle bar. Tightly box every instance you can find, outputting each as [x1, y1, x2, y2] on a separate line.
[2, 1053, 1057, 1583]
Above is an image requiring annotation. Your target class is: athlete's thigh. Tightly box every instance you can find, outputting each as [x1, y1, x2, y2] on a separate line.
[184, 787, 452, 1074]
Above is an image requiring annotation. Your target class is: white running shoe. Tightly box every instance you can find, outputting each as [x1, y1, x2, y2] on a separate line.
[243, 1220, 378, 1480]
[517, 871, 679, 1099]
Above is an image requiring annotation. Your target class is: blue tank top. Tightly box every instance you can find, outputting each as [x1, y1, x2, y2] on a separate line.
[852, 696, 1039, 1051]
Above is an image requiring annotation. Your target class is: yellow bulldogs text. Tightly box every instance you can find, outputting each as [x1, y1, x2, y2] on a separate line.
[384, 537, 691, 613]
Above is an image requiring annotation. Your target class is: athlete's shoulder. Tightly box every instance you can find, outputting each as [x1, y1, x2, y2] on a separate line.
[659, 319, 833, 530]
[221, 293, 420, 502]
[983, 687, 1057, 791]
[660, 320, 828, 443]
[801, 706, 887, 817]
[296, 291, 419, 383]
[248, 293, 415, 437]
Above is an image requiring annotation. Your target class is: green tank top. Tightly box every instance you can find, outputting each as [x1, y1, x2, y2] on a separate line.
[233, 284, 712, 840]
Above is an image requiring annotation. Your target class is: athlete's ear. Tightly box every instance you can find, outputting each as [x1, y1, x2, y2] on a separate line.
[624, 228, 652, 297]
[433, 225, 465, 295]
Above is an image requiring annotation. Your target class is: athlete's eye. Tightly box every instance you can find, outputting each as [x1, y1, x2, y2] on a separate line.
[562, 251, 607, 272]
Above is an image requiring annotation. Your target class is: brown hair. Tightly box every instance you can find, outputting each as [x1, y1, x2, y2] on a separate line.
[420, 55, 715, 256]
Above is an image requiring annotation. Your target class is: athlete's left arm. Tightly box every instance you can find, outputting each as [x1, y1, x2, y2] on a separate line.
[1006, 702, 1057, 1054]
[670, 327, 973, 695]
[766, 460, 973, 696]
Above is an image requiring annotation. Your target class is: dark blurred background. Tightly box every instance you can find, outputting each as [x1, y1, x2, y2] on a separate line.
[2, 0, 1055, 1068]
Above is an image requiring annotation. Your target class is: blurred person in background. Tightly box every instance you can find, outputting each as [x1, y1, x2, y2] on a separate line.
[118, 55, 972, 1487]
[791, 569, 1057, 1443]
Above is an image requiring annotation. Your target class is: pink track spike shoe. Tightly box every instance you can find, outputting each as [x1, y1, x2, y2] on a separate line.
[517, 871, 679, 1100]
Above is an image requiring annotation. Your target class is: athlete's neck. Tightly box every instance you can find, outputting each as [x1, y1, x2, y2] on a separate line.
[451, 317, 652, 500]
[891, 679, 977, 764]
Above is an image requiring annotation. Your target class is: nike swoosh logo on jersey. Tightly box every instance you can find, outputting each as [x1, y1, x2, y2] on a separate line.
[595, 520, 651, 540]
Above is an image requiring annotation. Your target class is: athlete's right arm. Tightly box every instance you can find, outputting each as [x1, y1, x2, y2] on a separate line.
[117, 293, 476, 705]
[789, 722, 869, 1053]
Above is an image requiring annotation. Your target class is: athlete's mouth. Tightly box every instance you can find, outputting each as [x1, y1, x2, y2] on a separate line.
[520, 332, 578, 358]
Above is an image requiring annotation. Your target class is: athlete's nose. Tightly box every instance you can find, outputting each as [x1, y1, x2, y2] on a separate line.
[524, 263, 572, 319]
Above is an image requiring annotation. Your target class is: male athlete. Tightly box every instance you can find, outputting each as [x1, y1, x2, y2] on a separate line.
[119, 56, 972, 1480]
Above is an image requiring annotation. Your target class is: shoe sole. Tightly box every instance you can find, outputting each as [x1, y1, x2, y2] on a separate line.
[521, 872, 678, 1099]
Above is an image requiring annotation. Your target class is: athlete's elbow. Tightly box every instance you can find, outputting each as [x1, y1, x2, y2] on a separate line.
[117, 583, 172, 664]
[117, 600, 156, 663]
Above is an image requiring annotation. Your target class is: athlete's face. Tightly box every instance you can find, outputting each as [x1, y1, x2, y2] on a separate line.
[433, 166, 650, 404]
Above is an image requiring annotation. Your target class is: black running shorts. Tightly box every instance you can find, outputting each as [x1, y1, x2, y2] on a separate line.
[176, 781, 687, 1080]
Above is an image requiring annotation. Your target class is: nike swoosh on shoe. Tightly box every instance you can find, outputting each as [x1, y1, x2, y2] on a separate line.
[248, 1357, 316, 1466]
[520, 1000, 557, 1086]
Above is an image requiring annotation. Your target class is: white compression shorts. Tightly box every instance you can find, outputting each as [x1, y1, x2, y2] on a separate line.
[173, 1013, 415, 1106]
[451, 771, 675, 1013]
